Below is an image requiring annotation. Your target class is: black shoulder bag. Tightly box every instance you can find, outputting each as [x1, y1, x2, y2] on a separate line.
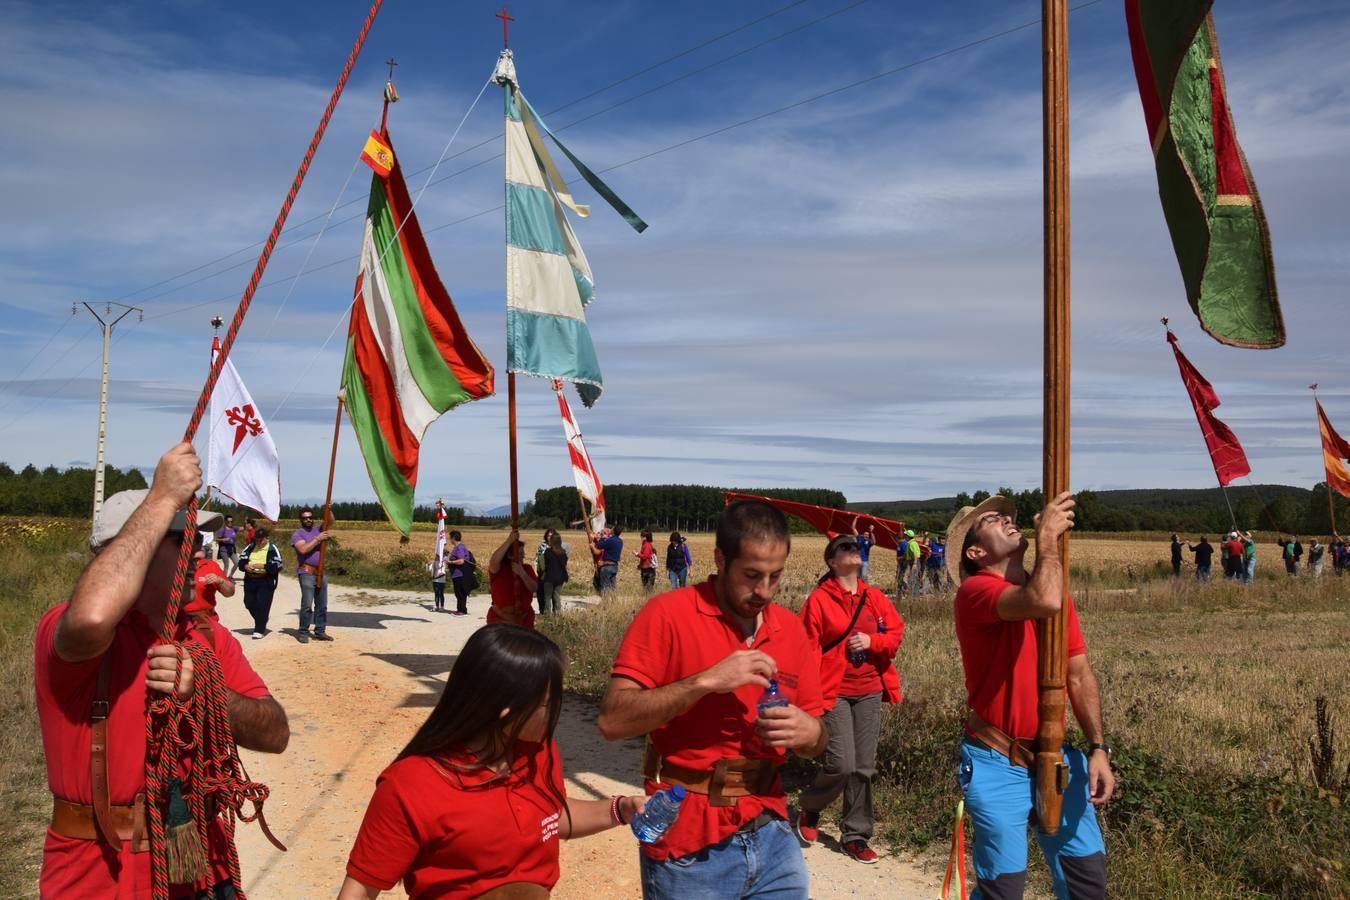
[819, 591, 867, 654]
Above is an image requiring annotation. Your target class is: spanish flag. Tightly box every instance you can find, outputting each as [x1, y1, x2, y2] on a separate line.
[360, 129, 394, 178]
[1316, 399, 1350, 498]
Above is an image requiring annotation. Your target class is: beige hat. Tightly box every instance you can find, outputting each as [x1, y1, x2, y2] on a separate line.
[90, 489, 224, 552]
[944, 495, 1017, 583]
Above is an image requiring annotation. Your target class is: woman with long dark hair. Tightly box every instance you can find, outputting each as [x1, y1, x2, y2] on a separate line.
[794, 534, 905, 864]
[340, 626, 646, 898]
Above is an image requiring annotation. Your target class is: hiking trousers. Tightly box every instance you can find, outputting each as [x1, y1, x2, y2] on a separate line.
[799, 692, 881, 843]
[958, 738, 1106, 900]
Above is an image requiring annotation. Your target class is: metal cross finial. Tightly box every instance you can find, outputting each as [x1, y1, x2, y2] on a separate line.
[496, 4, 515, 47]
[385, 57, 397, 81]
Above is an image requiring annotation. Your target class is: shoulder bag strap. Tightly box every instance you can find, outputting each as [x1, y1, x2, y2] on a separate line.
[90, 652, 122, 850]
[819, 591, 867, 655]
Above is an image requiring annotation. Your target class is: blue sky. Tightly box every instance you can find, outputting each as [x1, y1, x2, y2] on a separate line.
[1, 0, 1347, 513]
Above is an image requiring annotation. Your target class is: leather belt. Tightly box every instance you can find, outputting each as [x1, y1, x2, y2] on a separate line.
[734, 810, 782, 834]
[966, 711, 1034, 769]
[51, 796, 149, 852]
[642, 741, 776, 808]
[298, 563, 319, 575]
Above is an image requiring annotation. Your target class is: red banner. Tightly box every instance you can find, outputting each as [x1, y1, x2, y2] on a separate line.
[1167, 330, 1251, 485]
[723, 492, 905, 550]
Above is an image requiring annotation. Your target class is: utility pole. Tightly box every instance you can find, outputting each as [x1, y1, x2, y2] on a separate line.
[81, 301, 142, 519]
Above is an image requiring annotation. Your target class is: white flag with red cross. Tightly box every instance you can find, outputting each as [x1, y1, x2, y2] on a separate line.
[553, 380, 605, 533]
[206, 338, 281, 520]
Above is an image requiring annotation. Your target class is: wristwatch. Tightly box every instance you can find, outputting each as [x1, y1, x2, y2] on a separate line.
[1089, 742, 1112, 757]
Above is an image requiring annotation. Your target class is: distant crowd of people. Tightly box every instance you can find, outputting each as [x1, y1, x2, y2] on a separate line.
[1169, 531, 1347, 582]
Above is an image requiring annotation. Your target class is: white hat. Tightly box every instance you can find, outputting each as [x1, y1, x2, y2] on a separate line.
[90, 489, 224, 552]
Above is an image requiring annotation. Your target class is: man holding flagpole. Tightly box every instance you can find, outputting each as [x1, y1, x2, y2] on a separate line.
[292, 509, 333, 642]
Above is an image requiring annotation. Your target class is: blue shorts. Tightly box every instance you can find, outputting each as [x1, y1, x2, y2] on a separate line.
[958, 738, 1106, 900]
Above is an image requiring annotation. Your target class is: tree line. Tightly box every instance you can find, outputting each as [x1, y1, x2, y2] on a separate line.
[0, 463, 148, 517]
[528, 484, 848, 533]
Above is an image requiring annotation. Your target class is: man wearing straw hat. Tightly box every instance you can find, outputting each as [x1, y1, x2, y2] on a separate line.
[946, 492, 1111, 900]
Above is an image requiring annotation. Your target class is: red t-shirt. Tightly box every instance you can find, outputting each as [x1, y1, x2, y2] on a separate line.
[487, 563, 537, 629]
[1224, 539, 1244, 561]
[184, 558, 227, 616]
[610, 579, 825, 861]
[346, 740, 566, 899]
[800, 579, 904, 706]
[954, 572, 1087, 741]
[34, 603, 270, 899]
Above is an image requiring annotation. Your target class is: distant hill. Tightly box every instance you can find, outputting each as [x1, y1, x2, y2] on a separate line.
[848, 485, 1311, 517]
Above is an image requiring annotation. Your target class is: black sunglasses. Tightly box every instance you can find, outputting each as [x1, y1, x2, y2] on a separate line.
[832, 541, 860, 554]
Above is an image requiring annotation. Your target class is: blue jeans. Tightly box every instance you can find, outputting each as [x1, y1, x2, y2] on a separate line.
[958, 739, 1106, 900]
[639, 818, 808, 900]
[668, 568, 688, 589]
[597, 563, 619, 593]
[859, 560, 870, 583]
[298, 571, 328, 634]
[1196, 564, 1211, 582]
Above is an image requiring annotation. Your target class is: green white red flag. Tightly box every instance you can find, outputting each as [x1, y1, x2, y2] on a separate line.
[1126, 1, 1283, 349]
[341, 127, 495, 534]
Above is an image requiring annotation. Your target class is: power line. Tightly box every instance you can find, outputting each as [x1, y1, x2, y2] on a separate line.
[143, 0, 1107, 323]
[0, 306, 77, 400]
[109, 0, 825, 307]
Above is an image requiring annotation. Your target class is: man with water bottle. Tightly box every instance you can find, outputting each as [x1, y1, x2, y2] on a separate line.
[598, 499, 827, 899]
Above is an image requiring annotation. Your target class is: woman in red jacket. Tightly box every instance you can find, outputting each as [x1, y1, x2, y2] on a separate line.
[794, 533, 904, 864]
[339, 626, 645, 899]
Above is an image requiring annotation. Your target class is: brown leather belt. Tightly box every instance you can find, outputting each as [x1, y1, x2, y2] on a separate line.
[642, 741, 776, 807]
[298, 563, 319, 575]
[51, 796, 149, 852]
[966, 711, 1034, 769]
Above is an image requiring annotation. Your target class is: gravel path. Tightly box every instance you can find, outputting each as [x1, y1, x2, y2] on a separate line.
[222, 580, 946, 898]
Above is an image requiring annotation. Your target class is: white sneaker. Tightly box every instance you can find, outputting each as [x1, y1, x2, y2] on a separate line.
[251, 632, 263, 640]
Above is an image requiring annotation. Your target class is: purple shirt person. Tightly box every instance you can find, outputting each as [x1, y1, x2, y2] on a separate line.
[445, 530, 473, 615]
[290, 508, 332, 641]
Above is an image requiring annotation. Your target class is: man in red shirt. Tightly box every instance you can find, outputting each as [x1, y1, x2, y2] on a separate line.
[35, 442, 290, 899]
[598, 499, 827, 899]
[946, 492, 1112, 900]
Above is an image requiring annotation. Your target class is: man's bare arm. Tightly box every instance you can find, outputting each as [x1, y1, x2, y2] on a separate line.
[229, 693, 290, 753]
[1066, 654, 1104, 744]
[597, 650, 776, 741]
[56, 444, 200, 663]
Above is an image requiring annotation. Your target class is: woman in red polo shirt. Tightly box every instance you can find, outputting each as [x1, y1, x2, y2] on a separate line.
[795, 533, 904, 864]
[339, 626, 645, 899]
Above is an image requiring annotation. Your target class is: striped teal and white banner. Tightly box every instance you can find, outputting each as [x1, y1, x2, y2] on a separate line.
[503, 82, 645, 408]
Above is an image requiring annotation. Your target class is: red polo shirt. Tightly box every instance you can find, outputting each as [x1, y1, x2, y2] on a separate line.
[346, 740, 565, 898]
[34, 603, 270, 899]
[611, 579, 824, 861]
[487, 563, 537, 629]
[954, 571, 1087, 742]
[799, 578, 903, 708]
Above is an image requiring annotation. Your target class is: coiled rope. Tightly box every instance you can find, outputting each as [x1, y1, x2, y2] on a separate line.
[144, 2, 384, 896]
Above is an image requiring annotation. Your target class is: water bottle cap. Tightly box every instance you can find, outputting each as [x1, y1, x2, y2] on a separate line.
[670, 785, 686, 800]
[767, 679, 779, 691]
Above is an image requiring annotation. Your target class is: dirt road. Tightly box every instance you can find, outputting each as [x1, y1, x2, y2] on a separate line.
[222, 581, 945, 898]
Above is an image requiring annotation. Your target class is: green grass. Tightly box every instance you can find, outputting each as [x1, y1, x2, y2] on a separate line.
[0, 519, 91, 895]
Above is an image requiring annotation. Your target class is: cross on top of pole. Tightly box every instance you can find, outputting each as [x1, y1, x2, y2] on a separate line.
[496, 4, 515, 48]
[385, 57, 397, 80]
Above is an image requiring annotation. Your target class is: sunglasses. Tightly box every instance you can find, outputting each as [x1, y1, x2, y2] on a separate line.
[976, 512, 1014, 528]
[831, 541, 860, 554]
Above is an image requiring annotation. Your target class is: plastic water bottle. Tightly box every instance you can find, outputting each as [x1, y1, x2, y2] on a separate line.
[631, 785, 686, 843]
[877, 617, 887, 634]
[757, 679, 790, 715]
[847, 633, 866, 666]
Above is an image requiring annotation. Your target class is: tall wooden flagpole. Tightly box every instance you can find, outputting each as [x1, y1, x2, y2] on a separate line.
[1036, 0, 1071, 835]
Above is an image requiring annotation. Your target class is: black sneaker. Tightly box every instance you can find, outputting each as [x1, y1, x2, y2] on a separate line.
[312, 632, 334, 642]
[295, 630, 310, 644]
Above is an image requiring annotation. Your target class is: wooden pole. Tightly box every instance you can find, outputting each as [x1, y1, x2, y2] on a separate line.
[1035, 0, 1071, 836]
[1313, 388, 1337, 534]
[314, 389, 345, 586]
[509, 372, 520, 529]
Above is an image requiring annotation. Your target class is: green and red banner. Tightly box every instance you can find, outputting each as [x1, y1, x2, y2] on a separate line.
[1126, 2, 1283, 349]
[341, 127, 495, 533]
